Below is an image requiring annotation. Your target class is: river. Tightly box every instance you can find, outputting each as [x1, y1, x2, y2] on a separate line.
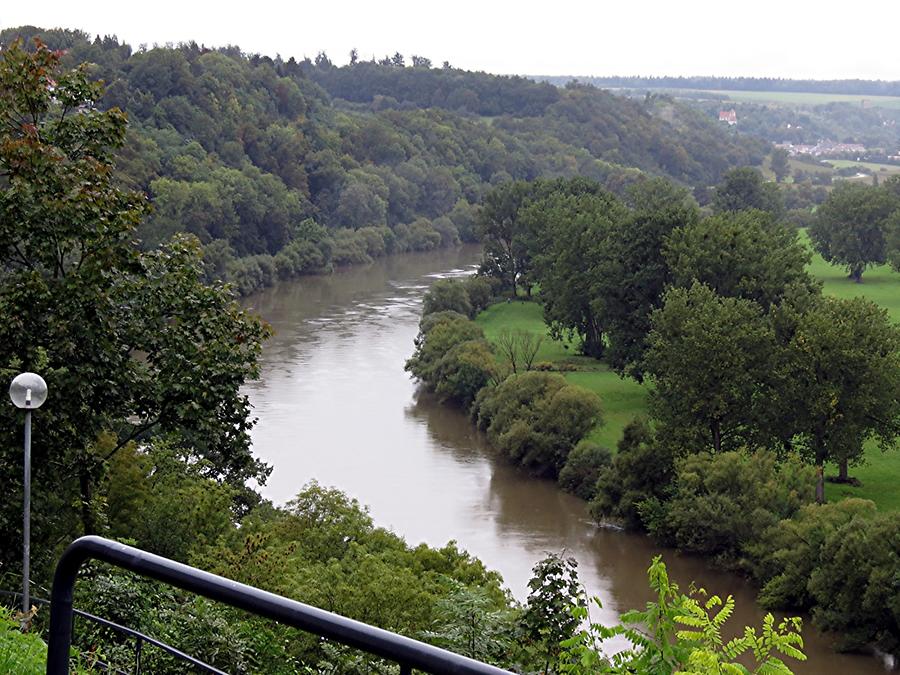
[244, 245, 891, 674]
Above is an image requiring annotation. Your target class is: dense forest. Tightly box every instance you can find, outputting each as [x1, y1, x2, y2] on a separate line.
[0, 26, 769, 295]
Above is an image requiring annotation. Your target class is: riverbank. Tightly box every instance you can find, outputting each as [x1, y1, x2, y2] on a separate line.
[474, 235, 900, 511]
[245, 245, 890, 674]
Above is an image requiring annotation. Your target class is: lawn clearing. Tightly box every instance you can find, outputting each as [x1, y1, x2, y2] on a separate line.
[475, 233, 900, 509]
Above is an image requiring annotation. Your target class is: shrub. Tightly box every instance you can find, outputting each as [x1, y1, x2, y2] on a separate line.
[422, 279, 473, 317]
[473, 371, 601, 477]
[405, 312, 484, 390]
[591, 419, 674, 530]
[647, 450, 816, 566]
[558, 441, 612, 500]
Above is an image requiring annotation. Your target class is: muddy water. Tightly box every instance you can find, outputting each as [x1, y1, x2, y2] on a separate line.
[244, 245, 891, 674]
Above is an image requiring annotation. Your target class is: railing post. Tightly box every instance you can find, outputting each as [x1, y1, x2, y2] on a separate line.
[46, 537, 89, 674]
[134, 635, 143, 675]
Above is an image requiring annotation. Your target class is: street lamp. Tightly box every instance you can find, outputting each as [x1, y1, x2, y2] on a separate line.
[9, 372, 47, 616]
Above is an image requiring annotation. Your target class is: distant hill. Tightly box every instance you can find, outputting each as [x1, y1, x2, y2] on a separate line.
[1, 27, 768, 293]
[532, 75, 900, 98]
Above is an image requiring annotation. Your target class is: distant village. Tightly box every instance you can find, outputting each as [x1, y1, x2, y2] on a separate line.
[718, 108, 870, 158]
[774, 140, 867, 157]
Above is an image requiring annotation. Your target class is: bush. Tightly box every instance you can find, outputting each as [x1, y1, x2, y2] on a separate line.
[462, 276, 494, 314]
[405, 312, 484, 390]
[558, 441, 611, 500]
[433, 339, 497, 408]
[591, 419, 674, 530]
[422, 279, 473, 318]
[647, 450, 816, 566]
[752, 499, 877, 611]
[473, 371, 601, 477]
[752, 499, 900, 655]
[0, 608, 45, 675]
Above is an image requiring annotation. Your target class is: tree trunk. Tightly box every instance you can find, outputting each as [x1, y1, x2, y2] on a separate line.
[849, 265, 864, 283]
[79, 472, 96, 535]
[815, 462, 825, 504]
[712, 423, 722, 454]
[839, 458, 849, 482]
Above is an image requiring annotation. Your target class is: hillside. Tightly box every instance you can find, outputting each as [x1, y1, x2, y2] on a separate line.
[1, 26, 768, 294]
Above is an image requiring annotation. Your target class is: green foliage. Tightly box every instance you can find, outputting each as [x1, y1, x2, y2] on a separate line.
[664, 210, 815, 308]
[473, 372, 602, 477]
[558, 440, 612, 500]
[0, 608, 45, 675]
[0, 41, 270, 579]
[405, 312, 487, 395]
[591, 420, 675, 530]
[809, 180, 900, 281]
[522, 553, 584, 671]
[644, 283, 776, 453]
[753, 500, 900, 655]
[105, 438, 237, 562]
[559, 556, 805, 675]
[646, 451, 816, 565]
[421, 581, 520, 667]
[751, 499, 878, 611]
[712, 167, 784, 220]
[422, 278, 473, 318]
[594, 178, 700, 378]
[525, 184, 625, 358]
[775, 295, 900, 500]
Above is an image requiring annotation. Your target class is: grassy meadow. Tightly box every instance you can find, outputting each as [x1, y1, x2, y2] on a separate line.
[701, 88, 900, 109]
[476, 234, 900, 509]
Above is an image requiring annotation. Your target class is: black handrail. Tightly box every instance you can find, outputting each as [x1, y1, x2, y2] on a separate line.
[47, 536, 513, 675]
[1, 589, 224, 673]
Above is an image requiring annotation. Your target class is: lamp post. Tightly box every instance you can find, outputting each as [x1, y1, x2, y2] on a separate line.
[9, 372, 47, 615]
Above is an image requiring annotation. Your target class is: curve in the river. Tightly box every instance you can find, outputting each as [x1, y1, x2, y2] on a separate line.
[243, 245, 892, 674]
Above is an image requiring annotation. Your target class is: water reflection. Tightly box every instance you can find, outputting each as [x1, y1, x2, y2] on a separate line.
[245, 246, 889, 674]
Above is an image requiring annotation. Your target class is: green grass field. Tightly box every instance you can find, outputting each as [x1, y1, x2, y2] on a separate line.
[476, 235, 900, 509]
[699, 88, 900, 109]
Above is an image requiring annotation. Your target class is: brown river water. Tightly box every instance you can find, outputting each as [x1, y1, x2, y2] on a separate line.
[244, 245, 893, 674]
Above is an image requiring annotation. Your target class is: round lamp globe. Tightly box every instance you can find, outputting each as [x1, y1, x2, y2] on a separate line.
[9, 373, 48, 409]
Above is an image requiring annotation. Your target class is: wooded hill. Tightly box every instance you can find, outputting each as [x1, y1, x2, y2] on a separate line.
[1, 26, 768, 293]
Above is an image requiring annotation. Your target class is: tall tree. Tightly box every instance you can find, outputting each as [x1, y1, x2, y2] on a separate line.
[477, 181, 534, 296]
[809, 181, 897, 282]
[713, 166, 784, 219]
[644, 283, 775, 454]
[525, 188, 625, 358]
[593, 178, 700, 379]
[778, 296, 900, 502]
[0, 41, 270, 575]
[665, 209, 815, 308]
[770, 148, 791, 183]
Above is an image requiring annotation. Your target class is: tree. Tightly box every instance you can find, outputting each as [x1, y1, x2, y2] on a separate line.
[0, 41, 270, 575]
[477, 181, 534, 296]
[713, 166, 784, 219]
[664, 209, 815, 308]
[522, 553, 584, 673]
[495, 329, 543, 374]
[771, 147, 791, 183]
[644, 283, 775, 454]
[422, 279, 472, 318]
[526, 187, 625, 358]
[778, 296, 900, 502]
[809, 181, 897, 281]
[593, 178, 699, 378]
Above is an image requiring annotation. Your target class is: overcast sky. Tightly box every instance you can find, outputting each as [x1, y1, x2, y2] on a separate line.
[3, 1, 900, 81]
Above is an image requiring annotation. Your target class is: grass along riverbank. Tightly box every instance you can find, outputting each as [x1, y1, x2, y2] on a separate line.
[475, 235, 900, 510]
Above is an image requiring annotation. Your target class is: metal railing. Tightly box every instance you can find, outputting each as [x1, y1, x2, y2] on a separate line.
[2, 589, 224, 674]
[46, 536, 513, 675]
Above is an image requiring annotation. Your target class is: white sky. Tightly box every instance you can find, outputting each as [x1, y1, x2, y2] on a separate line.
[3, 1, 900, 81]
